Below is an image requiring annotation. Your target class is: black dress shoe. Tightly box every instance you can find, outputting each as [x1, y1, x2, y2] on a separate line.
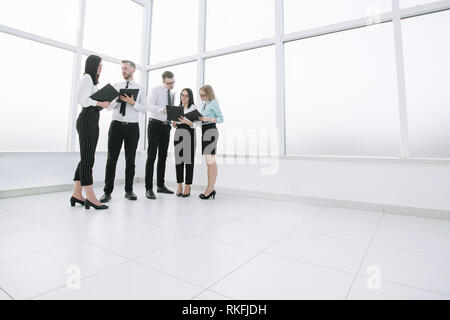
[85, 199, 108, 210]
[199, 190, 216, 200]
[70, 196, 84, 207]
[100, 193, 111, 203]
[146, 189, 156, 199]
[182, 186, 191, 198]
[157, 186, 174, 194]
[125, 191, 137, 200]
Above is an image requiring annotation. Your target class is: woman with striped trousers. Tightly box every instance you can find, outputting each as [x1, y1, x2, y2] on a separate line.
[71, 55, 110, 210]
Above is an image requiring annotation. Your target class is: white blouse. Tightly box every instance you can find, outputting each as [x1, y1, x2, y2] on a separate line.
[77, 74, 98, 108]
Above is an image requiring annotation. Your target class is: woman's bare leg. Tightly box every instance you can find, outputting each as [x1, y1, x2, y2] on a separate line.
[72, 181, 85, 201]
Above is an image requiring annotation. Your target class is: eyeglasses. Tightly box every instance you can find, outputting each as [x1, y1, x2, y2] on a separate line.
[180, 94, 189, 98]
[199, 94, 206, 97]
[164, 81, 175, 85]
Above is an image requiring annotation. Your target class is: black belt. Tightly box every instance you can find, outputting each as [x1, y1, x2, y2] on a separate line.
[113, 120, 138, 125]
[149, 118, 169, 125]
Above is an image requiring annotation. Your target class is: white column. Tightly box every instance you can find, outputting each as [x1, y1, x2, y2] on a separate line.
[275, 0, 286, 155]
[67, 0, 86, 151]
[392, 0, 410, 158]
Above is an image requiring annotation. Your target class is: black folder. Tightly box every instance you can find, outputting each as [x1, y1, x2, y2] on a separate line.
[166, 105, 184, 122]
[118, 88, 139, 102]
[184, 108, 203, 122]
[90, 83, 119, 102]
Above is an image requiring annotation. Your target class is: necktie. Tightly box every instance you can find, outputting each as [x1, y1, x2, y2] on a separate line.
[167, 89, 171, 106]
[120, 81, 129, 116]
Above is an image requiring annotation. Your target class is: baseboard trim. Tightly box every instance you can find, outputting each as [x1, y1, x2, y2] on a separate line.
[1, 178, 449, 221]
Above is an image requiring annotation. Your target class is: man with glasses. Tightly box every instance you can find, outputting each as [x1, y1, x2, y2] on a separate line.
[145, 71, 175, 199]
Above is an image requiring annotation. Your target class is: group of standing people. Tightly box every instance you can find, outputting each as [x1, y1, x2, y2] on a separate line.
[70, 55, 223, 210]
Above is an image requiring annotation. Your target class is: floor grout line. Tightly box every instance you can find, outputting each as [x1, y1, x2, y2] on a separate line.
[355, 273, 450, 298]
[0, 285, 14, 300]
[189, 207, 327, 300]
[344, 211, 386, 300]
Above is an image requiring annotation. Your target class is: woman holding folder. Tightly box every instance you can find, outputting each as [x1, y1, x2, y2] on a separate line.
[198, 85, 224, 200]
[171, 88, 198, 197]
[71, 55, 110, 210]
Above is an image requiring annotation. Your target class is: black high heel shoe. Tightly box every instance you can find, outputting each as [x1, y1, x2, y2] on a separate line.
[199, 190, 216, 200]
[70, 196, 85, 207]
[182, 186, 191, 198]
[84, 199, 108, 210]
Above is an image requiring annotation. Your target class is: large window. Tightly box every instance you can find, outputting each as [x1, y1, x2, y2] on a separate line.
[284, 23, 400, 156]
[206, 0, 274, 51]
[150, 0, 198, 63]
[0, 33, 73, 151]
[0, 0, 449, 160]
[0, 0, 79, 45]
[84, 0, 143, 62]
[205, 47, 276, 155]
[402, 10, 450, 158]
[284, 0, 392, 34]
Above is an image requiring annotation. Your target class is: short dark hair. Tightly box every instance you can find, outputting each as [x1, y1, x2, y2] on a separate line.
[121, 60, 136, 69]
[162, 71, 174, 80]
[84, 55, 102, 85]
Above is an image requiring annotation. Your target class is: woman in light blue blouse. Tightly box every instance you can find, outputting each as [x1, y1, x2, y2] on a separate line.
[198, 85, 224, 200]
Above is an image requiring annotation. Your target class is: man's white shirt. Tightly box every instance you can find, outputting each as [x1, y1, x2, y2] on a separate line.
[148, 85, 176, 121]
[107, 80, 147, 123]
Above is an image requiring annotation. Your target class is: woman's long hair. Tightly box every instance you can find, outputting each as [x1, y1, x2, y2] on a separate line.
[84, 55, 102, 85]
[179, 88, 195, 108]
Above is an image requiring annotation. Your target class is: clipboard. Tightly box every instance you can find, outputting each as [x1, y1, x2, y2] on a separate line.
[184, 108, 203, 122]
[90, 83, 119, 102]
[118, 88, 139, 102]
[166, 105, 184, 122]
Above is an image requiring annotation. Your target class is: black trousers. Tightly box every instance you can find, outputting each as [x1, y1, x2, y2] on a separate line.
[145, 120, 171, 190]
[174, 124, 196, 185]
[74, 106, 101, 186]
[103, 120, 140, 194]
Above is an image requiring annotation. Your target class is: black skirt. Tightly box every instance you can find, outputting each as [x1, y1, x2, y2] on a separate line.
[201, 123, 219, 155]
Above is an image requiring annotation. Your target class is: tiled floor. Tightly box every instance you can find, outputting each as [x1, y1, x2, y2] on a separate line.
[0, 183, 449, 300]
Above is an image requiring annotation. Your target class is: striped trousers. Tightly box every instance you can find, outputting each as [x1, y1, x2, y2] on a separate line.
[73, 106, 101, 186]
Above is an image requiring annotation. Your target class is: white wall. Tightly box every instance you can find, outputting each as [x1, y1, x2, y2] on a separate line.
[1, 152, 450, 212]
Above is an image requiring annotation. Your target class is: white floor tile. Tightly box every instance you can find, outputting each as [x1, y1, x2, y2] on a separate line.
[86, 224, 191, 259]
[235, 202, 322, 229]
[360, 244, 450, 296]
[297, 207, 382, 242]
[0, 212, 41, 236]
[347, 275, 450, 300]
[373, 224, 450, 257]
[45, 214, 140, 240]
[210, 253, 354, 300]
[0, 242, 126, 299]
[0, 226, 76, 262]
[267, 231, 369, 273]
[201, 220, 291, 251]
[381, 213, 450, 235]
[152, 212, 232, 235]
[136, 237, 257, 288]
[34, 261, 203, 300]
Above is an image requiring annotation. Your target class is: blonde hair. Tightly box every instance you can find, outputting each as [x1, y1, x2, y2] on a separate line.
[199, 84, 216, 102]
